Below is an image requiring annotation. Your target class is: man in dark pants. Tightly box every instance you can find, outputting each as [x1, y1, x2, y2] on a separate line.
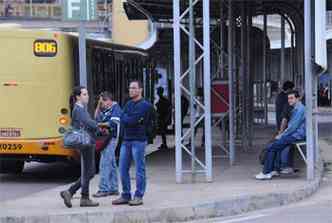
[156, 87, 172, 149]
[256, 90, 305, 180]
[274, 81, 295, 173]
[112, 80, 153, 206]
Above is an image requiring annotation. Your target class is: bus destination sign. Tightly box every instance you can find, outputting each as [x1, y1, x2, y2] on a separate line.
[33, 40, 57, 57]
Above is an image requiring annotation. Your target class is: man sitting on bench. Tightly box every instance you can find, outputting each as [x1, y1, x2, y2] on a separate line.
[256, 90, 305, 180]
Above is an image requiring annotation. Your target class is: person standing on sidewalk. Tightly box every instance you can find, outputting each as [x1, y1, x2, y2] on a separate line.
[256, 90, 306, 180]
[60, 86, 99, 208]
[93, 91, 122, 198]
[112, 80, 153, 206]
[156, 87, 172, 149]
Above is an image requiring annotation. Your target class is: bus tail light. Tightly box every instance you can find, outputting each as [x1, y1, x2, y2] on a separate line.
[59, 116, 69, 125]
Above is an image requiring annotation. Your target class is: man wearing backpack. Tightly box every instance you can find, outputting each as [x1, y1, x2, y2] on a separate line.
[112, 80, 154, 206]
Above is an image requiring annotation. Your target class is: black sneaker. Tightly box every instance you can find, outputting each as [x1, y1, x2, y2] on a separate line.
[60, 190, 72, 208]
[112, 197, 130, 205]
[128, 197, 143, 206]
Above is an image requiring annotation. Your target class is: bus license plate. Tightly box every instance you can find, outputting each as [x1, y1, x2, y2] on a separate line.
[0, 144, 23, 151]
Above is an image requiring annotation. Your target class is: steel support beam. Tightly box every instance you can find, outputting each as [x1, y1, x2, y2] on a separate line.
[173, 0, 212, 183]
[281, 15, 286, 84]
[304, 0, 315, 180]
[79, 21, 87, 87]
[263, 13, 268, 125]
[189, 0, 197, 181]
[173, 0, 182, 183]
[228, 0, 235, 165]
[203, 0, 212, 182]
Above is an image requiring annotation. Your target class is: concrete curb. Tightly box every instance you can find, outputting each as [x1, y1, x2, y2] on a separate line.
[0, 158, 324, 223]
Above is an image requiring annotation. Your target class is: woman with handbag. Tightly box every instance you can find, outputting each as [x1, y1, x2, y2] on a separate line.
[60, 86, 100, 208]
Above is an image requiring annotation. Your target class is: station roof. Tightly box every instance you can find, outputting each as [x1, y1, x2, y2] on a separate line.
[124, 0, 303, 23]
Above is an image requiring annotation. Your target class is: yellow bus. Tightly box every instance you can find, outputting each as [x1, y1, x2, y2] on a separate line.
[0, 27, 149, 174]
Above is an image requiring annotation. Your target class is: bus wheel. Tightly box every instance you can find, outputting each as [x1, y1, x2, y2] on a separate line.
[0, 160, 24, 174]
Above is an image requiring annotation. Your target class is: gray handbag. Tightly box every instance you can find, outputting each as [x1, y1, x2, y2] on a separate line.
[63, 127, 92, 149]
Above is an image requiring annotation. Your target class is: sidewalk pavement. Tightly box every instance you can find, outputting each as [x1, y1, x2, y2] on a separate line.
[0, 125, 326, 223]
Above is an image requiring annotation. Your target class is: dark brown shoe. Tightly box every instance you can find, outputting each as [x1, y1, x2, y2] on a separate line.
[128, 197, 143, 206]
[80, 198, 99, 207]
[60, 190, 72, 208]
[112, 197, 130, 205]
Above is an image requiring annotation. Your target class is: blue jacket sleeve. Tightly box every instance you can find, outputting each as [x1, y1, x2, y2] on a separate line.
[280, 107, 305, 137]
[121, 102, 147, 127]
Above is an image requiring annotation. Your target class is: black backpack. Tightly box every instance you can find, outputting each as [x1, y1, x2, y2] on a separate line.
[146, 106, 157, 144]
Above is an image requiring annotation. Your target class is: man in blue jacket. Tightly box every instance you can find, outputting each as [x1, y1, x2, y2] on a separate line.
[256, 90, 306, 180]
[112, 80, 153, 206]
[93, 91, 122, 197]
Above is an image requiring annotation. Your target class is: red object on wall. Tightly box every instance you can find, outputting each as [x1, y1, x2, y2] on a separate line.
[211, 80, 229, 115]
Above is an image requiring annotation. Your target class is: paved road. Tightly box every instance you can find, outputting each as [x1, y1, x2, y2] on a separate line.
[0, 162, 79, 202]
[188, 165, 332, 223]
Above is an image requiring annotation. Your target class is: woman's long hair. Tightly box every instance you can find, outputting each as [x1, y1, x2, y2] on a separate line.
[69, 86, 86, 116]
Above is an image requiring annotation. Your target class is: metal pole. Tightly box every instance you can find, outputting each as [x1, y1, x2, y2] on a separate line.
[189, 0, 197, 182]
[241, 2, 248, 150]
[228, 0, 235, 165]
[173, 0, 182, 183]
[281, 15, 286, 84]
[79, 20, 87, 87]
[203, 0, 212, 182]
[247, 8, 253, 148]
[304, 0, 314, 180]
[263, 13, 268, 125]
[220, 1, 225, 79]
[30, 0, 33, 17]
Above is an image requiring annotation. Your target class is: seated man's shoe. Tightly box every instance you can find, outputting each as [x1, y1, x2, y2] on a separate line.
[60, 190, 72, 208]
[128, 197, 143, 206]
[280, 167, 295, 175]
[109, 191, 120, 196]
[270, 171, 280, 177]
[80, 198, 99, 207]
[112, 197, 130, 205]
[93, 191, 111, 198]
[255, 172, 272, 180]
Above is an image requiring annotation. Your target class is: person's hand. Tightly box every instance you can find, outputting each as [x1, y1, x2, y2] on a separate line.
[275, 134, 281, 140]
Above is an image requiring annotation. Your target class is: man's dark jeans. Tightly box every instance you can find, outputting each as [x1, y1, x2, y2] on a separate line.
[263, 135, 303, 174]
[68, 146, 96, 197]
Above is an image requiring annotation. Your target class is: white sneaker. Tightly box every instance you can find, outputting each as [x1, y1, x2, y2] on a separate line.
[271, 171, 280, 177]
[255, 172, 272, 180]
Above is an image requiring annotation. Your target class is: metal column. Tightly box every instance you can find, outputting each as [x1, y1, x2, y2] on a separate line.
[79, 21, 87, 87]
[173, 0, 182, 183]
[281, 16, 286, 84]
[240, 2, 248, 150]
[173, 0, 212, 183]
[263, 13, 268, 125]
[189, 0, 197, 181]
[228, 0, 235, 165]
[304, 0, 315, 180]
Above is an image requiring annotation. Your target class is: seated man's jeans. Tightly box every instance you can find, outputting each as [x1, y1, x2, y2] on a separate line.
[274, 146, 294, 171]
[263, 134, 303, 174]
